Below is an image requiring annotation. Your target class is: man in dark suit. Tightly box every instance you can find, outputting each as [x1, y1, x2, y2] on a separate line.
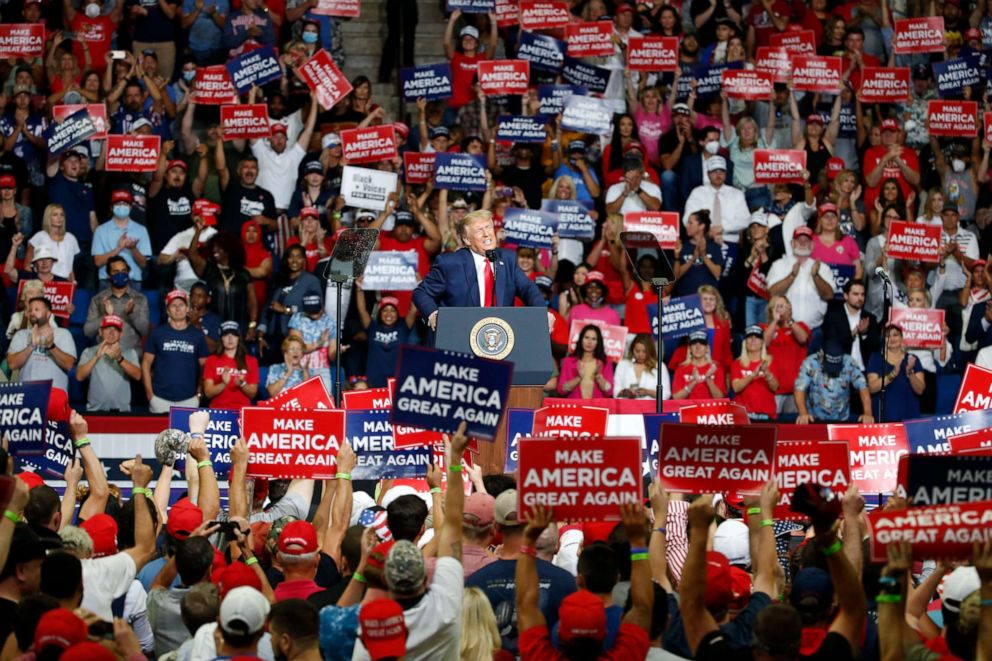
[413, 210, 544, 332]
[822, 279, 880, 369]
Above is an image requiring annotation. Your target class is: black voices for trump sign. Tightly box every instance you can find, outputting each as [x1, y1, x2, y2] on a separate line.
[242, 407, 345, 479]
[657, 423, 777, 496]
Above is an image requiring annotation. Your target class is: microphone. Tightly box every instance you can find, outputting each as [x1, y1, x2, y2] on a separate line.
[485, 249, 499, 264]
[485, 249, 499, 307]
[874, 266, 892, 284]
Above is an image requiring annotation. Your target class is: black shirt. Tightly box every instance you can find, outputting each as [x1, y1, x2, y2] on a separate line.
[147, 184, 195, 253]
[695, 629, 855, 661]
[498, 165, 548, 210]
[220, 181, 276, 236]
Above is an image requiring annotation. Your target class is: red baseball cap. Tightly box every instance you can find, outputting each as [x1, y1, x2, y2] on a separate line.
[166, 497, 204, 540]
[379, 296, 400, 310]
[826, 157, 845, 179]
[111, 189, 133, 204]
[623, 140, 645, 154]
[101, 314, 124, 330]
[166, 159, 188, 171]
[806, 114, 824, 125]
[794, 226, 815, 239]
[214, 561, 263, 599]
[300, 206, 320, 219]
[80, 513, 118, 558]
[277, 520, 318, 555]
[881, 118, 900, 133]
[0, 175, 16, 189]
[47, 388, 71, 423]
[359, 599, 408, 660]
[965, 27, 982, 41]
[61, 642, 116, 661]
[581, 521, 617, 545]
[558, 590, 607, 642]
[393, 122, 410, 139]
[704, 551, 734, 609]
[166, 289, 189, 305]
[615, 2, 634, 13]
[34, 608, 87, 651]
[271, 123, 288, 135]
[818, 202, 839, 216]
[16, 472, 44, 490]
[584, 270, 606, 285]
[366, 540, 395, 572]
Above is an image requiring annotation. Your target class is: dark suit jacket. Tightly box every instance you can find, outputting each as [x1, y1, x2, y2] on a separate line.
[412, 247, 544, 317]
[822, 300, 881, 367]
[678, 152, 736, 203]
[966, 305, 992, 350]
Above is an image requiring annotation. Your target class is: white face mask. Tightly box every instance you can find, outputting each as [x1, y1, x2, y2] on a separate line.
[952, 158, 966, 173]
[84, 3, 100, 17]
[704, 140, 720, 155]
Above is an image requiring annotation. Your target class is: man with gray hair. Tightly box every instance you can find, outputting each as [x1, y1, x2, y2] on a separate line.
[273, 520, 322, 602]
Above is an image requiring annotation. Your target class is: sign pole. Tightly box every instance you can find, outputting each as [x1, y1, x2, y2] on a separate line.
[880, 275, 890, 423]
[653, 277, 669, 413]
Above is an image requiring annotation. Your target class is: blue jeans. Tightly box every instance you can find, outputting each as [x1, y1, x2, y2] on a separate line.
[660, 170, 680, 212]
[745, 296, 768, 327]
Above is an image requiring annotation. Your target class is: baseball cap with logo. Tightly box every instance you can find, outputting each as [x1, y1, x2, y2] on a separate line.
[166, 289, 188, 305]
[706, 156, 727, 172]
[826, 157, 845, 180]
[131, 117, 153, 132]
[460, 25, 480, 39]
[558, 590, 607, 642]
[322, 132, 342, 149]
[101, 315, 124, 330]
[379, 296, 400, 310]
[166, 498, 203, 540]
[673, 102, 692, 116]
[220, 320, 240, 336]
[278, 520, 318, 555]
[688, 330, 709, 345]
[34, 608, 87, 652]
[166, 159, 188, 171]
[359, 599, 408, 660]
[823, 339, 846, 377]
[463, 493, 496, 527]
[219, 586, 270, 637]
[111, 189, 133, 204]
[384, 540, 426, 595]
[0, 175, 16, 189]
[429, 125, 451, 140]
[494, 489, 519, 526]
[80, 514, 118, 557]
[793, 226, 814, 239]
[881, 118, 900, 133]
[302, 294, 323, 313]
[818, 203, 839, 217]
[271, 123, 288, 135]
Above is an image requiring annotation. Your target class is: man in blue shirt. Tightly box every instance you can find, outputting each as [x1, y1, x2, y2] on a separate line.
[794, 340, 874, 424]
[92, 189, 152, 288]
[142, 289, 210, 413]
[180, 0, 228, 65]
[46, 147, 96, 248]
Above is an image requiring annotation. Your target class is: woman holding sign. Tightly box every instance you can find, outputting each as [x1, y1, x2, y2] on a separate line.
[558, 324, 615, 399]
[867, 324, 924, 422]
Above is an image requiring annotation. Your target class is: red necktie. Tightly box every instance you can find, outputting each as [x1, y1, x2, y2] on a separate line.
[483, 261, 495, 307]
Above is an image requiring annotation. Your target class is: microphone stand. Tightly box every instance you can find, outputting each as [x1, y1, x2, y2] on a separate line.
[652, 277, 670, 413]
[330, 273, 348, 406]
[879, 275, 891, 424]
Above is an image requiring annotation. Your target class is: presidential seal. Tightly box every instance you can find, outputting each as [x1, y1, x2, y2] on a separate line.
[469, 317, 515, 360]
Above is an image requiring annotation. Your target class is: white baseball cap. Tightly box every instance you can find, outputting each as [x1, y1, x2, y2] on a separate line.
[219, 586, 270, 636]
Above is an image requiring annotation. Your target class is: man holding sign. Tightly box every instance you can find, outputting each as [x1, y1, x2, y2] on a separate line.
[413, 210, 543, 332]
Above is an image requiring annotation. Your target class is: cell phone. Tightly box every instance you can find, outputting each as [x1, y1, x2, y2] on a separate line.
[111, 50, 127, 60]
[88, 621, 114, 639]
[61, 31, 76, 40]
[210, 520, 241, 536]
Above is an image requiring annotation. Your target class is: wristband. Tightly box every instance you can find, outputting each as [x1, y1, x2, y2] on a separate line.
[3, 511, 21, 524]
[654, 527, 666, 535]
[519, 545, 537, 557]
[190, 432, 205, 440]
[196, 460, 213, 469]
[630, 546, 648, 555]
[448, 464, 462, 473]
[245, 557, 259, 566]
[430, 487, 442, 494]
[760, 519, 774, 528]
[878, 576, 899, 586]
[875, 594, 902, 603]
[335, 473, 352, 481]
[132, 487, 152, 498]
[630, 552, 650, 562]
[981, 599, 992, 607]
[353, 571, 367, 583]
[746, 507, 762, 516]
[74, 437, 91, 449]
[821, 539, 842, 556]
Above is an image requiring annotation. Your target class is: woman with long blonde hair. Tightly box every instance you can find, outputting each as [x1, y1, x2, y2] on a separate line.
[460, 587, 507, 661]
[25, 204, 78, 280]
[763, 295, 810, 413]
[672, 331, 726, 400]
[668, 284, 733, 375]
[732, 325, 778, 419]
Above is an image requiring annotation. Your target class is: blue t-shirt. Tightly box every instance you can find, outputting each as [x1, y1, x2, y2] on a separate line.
[365, 320, 411, 388]
[664, 591, 772, 657]
[91, 219, 152, 281]
[48, 172, 94, 243]
[147, 324, 209, 401]
[867, 351, 921, 422]
[181, 0, 228, 52]
[673, 238, 724, 297]
[466, 558, 576, 654]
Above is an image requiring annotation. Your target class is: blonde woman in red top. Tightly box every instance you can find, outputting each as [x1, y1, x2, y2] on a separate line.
[731, 325, 779, 419]
[672, 331, 726, 400]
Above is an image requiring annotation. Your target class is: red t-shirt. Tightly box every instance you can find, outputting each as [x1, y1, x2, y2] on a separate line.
[70, 14, 116, 72]
[840, 51, 881, 91]
[672, 361, 727, 399]
[731, 358, 778, 419]
[518, 623, 650, 661]
[861, 144, 919, 213]
[203, 353, 260, 410]
[273, 578, 321, 602]
[747, 0, 790, 49]
[623, 285, 652, 334]
[668, 317, 733, 374]
[592, 249, 625, 305]
[763, 321, 810, 393]
[450, 51, 489, 108]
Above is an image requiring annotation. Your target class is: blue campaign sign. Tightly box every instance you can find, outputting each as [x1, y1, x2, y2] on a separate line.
[391, 346, 514, 440]
[642, 413, 678, 476]
[903, 454, 992, 505]
[168, 407, 241, 473]
[828, 263, 856, 300]
[933, 54, 982, 97]
[45, 108, 97, 156]
[502, 208, 558, 248]
[0, 380, 51, 455]
[538, 84, 587, 115]
[433, 152, 488, 191]
[446, 0, 494, 11]
[400, 63, 453, 101]
[719, 241, 739, 282]
[226, 46, 282, 94]
[541, 199, 595, 240]
[362, 250, 420, 291]
[24, 421, 74, 478]
[904, 410, 992, 454]
[694, 62, 740, 98]
[496, 115, 550, 143]
[561, 95, 612, 134]
[648, 294, 706, 342]
[518, 31, 566, 73]
[345, 409, 432, 480]
[561, 56, 610, 93]
[503, 408, 535, 473]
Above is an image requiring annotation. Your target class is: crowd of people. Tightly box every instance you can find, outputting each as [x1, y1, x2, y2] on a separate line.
[0, 0, 991, 658]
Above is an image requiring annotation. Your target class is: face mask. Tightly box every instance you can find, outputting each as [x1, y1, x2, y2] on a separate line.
[113, 204, 130, 219]
[110, 272, 129, 287]
[704, 140, 720, 155]
[952, 158, 966, 173]
[302, 31, 318, 44]
[84, 3, 100, 17]
[182, 70, 196, 83]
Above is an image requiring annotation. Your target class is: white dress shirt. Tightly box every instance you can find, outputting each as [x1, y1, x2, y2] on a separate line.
[766, 255, 836, 329]
[682, 183, 750, 242]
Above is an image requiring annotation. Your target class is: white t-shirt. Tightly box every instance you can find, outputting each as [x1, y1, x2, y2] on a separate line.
[81, 552, 137, 621]
[766, 255, 835, 329]
[605, 180, 663, 215]
[29, 231, 80, 279]
[352, 556, 464, 661]
[251, 141, 307, 210]
[161, 226, 218, 287]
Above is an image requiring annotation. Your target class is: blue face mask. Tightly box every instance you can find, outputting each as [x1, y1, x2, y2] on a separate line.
[113, 204, 130, 219]
[302, 31, 318, 44]
[182, 70, 196, 83]
[110, 272, 129, 287]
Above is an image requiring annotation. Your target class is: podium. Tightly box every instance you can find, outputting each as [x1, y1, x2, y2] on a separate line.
[436, 307, 551, 474]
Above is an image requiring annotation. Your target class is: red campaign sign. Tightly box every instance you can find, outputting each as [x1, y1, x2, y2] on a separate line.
[403, 152, 436, 185]
[495, 0, 519, 28]
[949, 428, 992, 455]
[859, 68, 911, 104]
[386, 377, 446, 449]
[477, 60, 530, 96]
[622, 211, 679, 250]
[0, 24, 45, 58]
[986, 112, 992, 146]
[312, 0, 359, 16]
[220, 104, 271, 140]
[341, 387, 391, 410]
[773, 441, 851, 521]
[893, 17, 945, 54]
[866, 500, 992, 562]
[566, 22, 614, 57]
[657, 423, 777, 496]
[827, 423, 908, 495]
[242, 407, 344, 479]
[721, 69, 774, 101]
[679, 402, 749, 426]
[567, 320, 627, 362]
[532, 405, 609, 438]
[928, 100, 978, 138]
[753, 149, 806, 184]
[755, 47, 792, 84]
[105, 135, 160, 172]
[626, 36, 679, 72]
[297, 50, 354, 110]
[265, 376, 336, 410]
[517, 436, 643, 521]
[768, 29, 816, 55]
[790, 55, 842, 93]
[954, 364, 992, 413]
[53, 104, 108, 139]
[884, 220, 941, 263]
[16, 280, 75, 319]
[888, 308, 945, 349]
[519, 1, 570, 30]
[340, 125, 398, 165]
[193, 65, 238, 105]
